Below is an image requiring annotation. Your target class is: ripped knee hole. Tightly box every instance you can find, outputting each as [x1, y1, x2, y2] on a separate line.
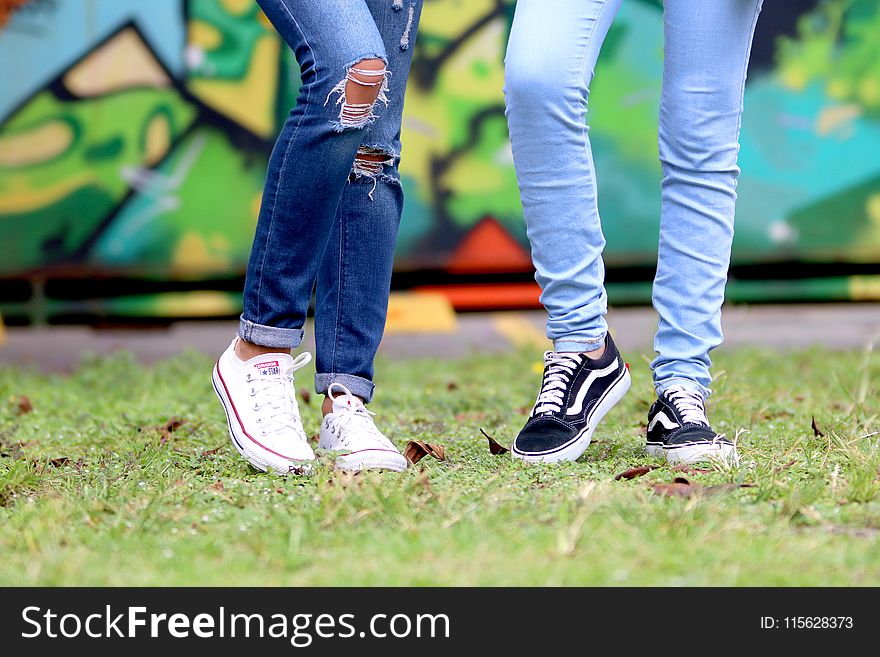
[325, 59, 389, 129]
[353, 147, 395, 177]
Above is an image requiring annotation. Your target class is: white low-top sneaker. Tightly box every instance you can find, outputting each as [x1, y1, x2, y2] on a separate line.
[212, 338, 315, 474]
[318, 384, 407, 472]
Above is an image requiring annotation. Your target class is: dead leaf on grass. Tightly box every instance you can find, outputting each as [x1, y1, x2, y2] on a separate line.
[672, 465, 713, 475]
[202, 445, 225, 456]
[404, 441, 446, 465]
[299, 388, 311, 405]
[614, 465, 658, 481]
[653, 477, 754, 498]
[144, 417, 189, 444]
[811, 416, 825, 437]
[0, 440, 25, 461]
[447, 381, 459, 391]
[480, 428, 509, 455]
[13, 395, 33, 415]
[653, 477, 698, 497]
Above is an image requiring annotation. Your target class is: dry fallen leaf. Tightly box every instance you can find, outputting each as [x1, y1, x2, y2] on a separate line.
[404, 441, 447, 465]
[48, 457, 70, 468]
[672, 465, 713, 475]
[653, 477, 754, 498]
[202, 445, 224, 457]
[653, 477, 697, 497]
[14, 395, 33, 415]
[299, 388, 311, 405]
[480, 428, 509, 455]
[614, 465, 658, 481]
[446, 381, 459, 391]
[811, 416, 825, 437]
[164, 417, 186, 432]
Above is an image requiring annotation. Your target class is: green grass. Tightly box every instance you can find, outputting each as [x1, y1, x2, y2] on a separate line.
[1, 343, 879, 586]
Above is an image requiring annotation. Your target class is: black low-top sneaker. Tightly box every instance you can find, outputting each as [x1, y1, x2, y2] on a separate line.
[512, 334, 631, 463]
[646, 385, 738, 465]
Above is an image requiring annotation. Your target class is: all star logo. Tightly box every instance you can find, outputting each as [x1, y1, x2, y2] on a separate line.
[255, 360, 280, 376]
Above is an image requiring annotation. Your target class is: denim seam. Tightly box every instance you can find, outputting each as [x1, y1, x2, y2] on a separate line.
[734, 1, 764, 147]
[577, 0, 619, 128]
[255, 4, 315, 321]
[330, 207, 346, 375]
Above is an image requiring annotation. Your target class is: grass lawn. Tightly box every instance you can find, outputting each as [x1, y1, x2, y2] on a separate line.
[1, 342, 878, 586]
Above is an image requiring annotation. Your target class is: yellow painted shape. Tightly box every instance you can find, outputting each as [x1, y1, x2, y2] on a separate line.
[65, 28, 170, 97]
[220, 0, 252, 16]
[867, 195, 880, 226]
[816, 104, 862, 136]
[144, 113, 171, 166]
[849, 276, 880, 301]
[826, 78, 851, 101]
[492, 313, 551, 350]
[385, 293, 458, 334]
[858, 75, 880, 108]
[156, 292, 238, 317]
[189, 19, 223, 50]
[436, 21, 507, 102]
[780, 65, 808, 92]
[257, 9, 273, 30]
[172, 232, 231, 274]
[251, 191, 263, 224]
[189, 35, 280, 139]
[420, 0, 498, 39]
[0, 121, 74, 167]
[0, 172, 93, 213]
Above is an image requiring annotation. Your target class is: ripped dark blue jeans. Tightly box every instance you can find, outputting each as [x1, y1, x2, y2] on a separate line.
[240, 0, 422, 403]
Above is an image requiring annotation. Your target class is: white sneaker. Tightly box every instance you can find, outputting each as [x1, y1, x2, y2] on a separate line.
[318, 384, 407, 472]
[212, 337, 315, 474]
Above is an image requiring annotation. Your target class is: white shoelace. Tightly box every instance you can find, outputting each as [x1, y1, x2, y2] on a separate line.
[248, 352, 311, 437]
[665, 385, 709, 426]
[325, 384, 394, 450]
[532, 352, 581, 415]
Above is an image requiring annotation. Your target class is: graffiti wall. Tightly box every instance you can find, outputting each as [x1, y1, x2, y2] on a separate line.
[1, 0, 879, 321]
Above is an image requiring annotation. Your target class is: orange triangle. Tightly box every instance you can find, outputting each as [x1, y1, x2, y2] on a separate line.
[447, 217, 533, 274]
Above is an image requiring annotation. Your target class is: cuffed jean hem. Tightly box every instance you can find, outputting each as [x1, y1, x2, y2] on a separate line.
[238, 315, 305, 349]
[655, 377, 711, 401]
[315, 373, 376, 403]
[553, 333, 606, 353]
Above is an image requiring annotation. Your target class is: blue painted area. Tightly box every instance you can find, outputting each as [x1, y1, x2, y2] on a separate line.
[736, 79, 880, 253]
[0, 0, 186, 120]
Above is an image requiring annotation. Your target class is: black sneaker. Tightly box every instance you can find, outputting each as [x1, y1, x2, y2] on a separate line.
[646, 386, 738, 464]
[512, 334, 631, 463]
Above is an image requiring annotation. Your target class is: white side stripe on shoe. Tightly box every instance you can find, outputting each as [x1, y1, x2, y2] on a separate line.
[565, 359, 620, 416]
[647, 411, 680, 432]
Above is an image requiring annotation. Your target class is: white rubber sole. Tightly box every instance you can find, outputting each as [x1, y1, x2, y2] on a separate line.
[646, 440, 739, 466]
[512, 366, 632, 464]
[212, 364, 314, 475]
[334, 449, 408, 473]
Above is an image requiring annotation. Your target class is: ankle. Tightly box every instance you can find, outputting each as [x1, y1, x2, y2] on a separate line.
[560, 344, 606, 360]
[322, 394, 366, 417]
[234, 338, 290, 362]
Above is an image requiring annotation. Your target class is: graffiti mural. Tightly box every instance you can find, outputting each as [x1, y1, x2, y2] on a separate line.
[0, 0, 879, 321]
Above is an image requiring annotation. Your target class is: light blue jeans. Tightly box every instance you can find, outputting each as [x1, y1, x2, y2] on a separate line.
[504, 0, 764, 399]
